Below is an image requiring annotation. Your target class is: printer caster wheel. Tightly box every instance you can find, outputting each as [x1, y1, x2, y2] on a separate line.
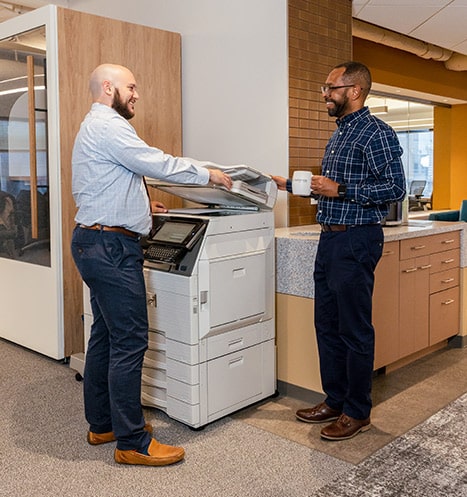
[75, 372, 83, 382]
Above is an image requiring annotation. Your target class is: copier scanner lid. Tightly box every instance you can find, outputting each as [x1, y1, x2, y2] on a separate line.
[146, 162, 277, 210]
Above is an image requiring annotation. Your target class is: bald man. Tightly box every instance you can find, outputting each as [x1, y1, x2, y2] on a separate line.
[71, 64, 231, 466]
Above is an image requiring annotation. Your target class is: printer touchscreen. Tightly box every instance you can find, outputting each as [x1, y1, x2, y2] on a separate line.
[145, 218, 207, 265]
[152, 221, 199, 245]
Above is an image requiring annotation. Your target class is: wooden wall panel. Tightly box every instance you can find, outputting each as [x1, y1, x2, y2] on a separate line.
[56, 7, 183, 354]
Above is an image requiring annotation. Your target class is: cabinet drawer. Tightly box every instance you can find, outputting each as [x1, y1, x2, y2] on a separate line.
[430, 248, 460, 274]
[400, 231, 460, 260]
[429, 287, 459, 344]
[429, 267, 459, 294]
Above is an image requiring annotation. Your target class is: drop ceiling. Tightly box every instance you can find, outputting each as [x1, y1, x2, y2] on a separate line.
[1, 1, 466, 58]
[0, 0, 466, 118]
[352, 0, 467, 57]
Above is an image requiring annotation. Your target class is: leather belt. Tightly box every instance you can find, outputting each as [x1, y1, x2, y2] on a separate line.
[78, 224, 139, 239]
[320, 224, 347, 232]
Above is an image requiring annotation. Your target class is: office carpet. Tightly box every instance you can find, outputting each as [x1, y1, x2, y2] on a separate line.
[0, 338, 350, 497]
[309, 392, 467, 497]
[233, 347, 467, 464]
[1, 338, 465, 497]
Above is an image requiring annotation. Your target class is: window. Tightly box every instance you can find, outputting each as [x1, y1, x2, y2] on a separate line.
[368, 94, 434, 201]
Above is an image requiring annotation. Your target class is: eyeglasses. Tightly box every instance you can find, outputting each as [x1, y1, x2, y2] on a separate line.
[320, 84, 355, 94]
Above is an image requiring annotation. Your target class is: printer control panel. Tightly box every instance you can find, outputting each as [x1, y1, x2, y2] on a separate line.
[143, 216, 208, 275]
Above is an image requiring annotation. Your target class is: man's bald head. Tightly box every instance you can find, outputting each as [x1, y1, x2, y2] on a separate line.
[88, 64, 139, 119]
[89, 64, 134, 100]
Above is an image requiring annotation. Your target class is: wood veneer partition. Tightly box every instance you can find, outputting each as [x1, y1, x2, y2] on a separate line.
[55, 7, 183, 355]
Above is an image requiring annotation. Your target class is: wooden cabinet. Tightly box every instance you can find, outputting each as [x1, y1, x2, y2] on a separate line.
[399, 254, 430, 357]
[373, 230, 461, 369]
[373, 241, 399, 369]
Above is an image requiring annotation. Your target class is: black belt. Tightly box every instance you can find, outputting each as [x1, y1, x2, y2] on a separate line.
[78, 224, 140, 239]
[320, 224, 347, 232]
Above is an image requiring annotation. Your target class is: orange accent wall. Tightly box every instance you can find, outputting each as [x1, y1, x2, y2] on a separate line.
[450, 104, 467, 209]
[354, 37, 467, 210]
[433, 107, 452, 209]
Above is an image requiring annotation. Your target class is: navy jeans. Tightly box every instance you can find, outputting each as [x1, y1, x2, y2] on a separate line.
[71, 226, 151, 451]
[314, 224, 383, 420]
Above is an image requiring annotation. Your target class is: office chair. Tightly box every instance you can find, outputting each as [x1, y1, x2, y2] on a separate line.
[408, 180, 427, 211]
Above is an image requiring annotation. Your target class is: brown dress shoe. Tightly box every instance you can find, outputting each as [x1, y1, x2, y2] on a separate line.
[87, 422, 153, 445]
[320, 413, 371, 440]
[114, 438, 185, 466]
[296, 402, 341, 423]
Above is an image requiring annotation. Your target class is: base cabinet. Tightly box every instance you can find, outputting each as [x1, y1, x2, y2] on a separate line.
[373, 230, 460, 369]
[373, 241, 399, 369]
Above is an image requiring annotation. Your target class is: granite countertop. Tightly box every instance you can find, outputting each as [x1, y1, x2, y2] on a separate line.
[275, 220, 466, 299]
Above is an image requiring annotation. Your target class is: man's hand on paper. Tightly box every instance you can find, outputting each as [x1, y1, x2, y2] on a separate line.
[208, 169, 233, 189]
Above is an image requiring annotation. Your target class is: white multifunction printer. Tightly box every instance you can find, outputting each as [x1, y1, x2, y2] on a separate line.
[141, 164, 277, 428]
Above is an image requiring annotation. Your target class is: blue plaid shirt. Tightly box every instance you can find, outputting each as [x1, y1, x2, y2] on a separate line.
[316, 106, 406, 225]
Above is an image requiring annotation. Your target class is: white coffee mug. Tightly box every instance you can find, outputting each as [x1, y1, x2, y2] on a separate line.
[292, 170, 312, 196]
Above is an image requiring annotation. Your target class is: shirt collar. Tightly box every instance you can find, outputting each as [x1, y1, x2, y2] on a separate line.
[91, 102, 119, 115]
[335, 106, 370, 127]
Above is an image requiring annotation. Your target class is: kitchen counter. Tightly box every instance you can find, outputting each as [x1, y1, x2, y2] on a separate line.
[274, 220, 466, 394]
[275, 220, 467, 299]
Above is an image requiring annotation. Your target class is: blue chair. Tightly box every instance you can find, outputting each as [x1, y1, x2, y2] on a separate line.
[428, 200, 467, 222]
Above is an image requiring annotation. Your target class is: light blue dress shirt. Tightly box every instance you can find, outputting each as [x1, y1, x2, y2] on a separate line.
[72, 103, 210, 235]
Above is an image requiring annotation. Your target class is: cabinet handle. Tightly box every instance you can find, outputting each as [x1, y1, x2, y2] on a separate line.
[382, 250, 395, 256]
[442, 258, 455, 264]
[441, 239, 455, 244]
[411, 245, 426, 251]
[403, 267, 418, 273]
[419, 264, 432, 270]
[441, 299, 455, 305]
[441, 278, 455, 284]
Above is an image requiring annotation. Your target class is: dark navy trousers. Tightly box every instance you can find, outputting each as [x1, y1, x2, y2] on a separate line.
[314, 224, 384, 420]
[71, 226, 151, 451]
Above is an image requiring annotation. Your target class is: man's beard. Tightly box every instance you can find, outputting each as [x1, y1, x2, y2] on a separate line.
[326, 96, 348, 118]
[112, 88, 134, 120]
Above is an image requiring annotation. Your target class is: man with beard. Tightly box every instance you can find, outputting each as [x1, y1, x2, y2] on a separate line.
[71, 64, 232, 465]
[272, 61, 405, 440]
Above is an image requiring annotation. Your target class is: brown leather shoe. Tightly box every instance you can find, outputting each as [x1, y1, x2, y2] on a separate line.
[296, 402, 341, 424]
[114, 438, 185, 466]
[320, 413, 371, 440]
[87, 422, 153, 445]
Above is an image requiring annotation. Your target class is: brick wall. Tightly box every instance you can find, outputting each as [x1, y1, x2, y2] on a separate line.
[288, 0, 352, 226]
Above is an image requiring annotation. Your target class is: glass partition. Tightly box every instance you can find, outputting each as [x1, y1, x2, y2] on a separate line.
[0, 26, 50, 266]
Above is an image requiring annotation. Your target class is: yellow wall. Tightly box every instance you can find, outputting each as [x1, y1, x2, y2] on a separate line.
[353, 38, 467, 210]
[450, 105, 467, 209]
[433, 104, 467, 210]
[433, 107, 452, 209]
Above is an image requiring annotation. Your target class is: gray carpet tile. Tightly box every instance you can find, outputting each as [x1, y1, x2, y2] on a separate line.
[0, 339, 350, 497]
[309, 392, 467, 497]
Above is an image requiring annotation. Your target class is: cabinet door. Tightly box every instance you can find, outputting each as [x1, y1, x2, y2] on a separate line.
[373, 241, 400, 369]
[430, 287, 460, 344]
[399, 256, 430, 358]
